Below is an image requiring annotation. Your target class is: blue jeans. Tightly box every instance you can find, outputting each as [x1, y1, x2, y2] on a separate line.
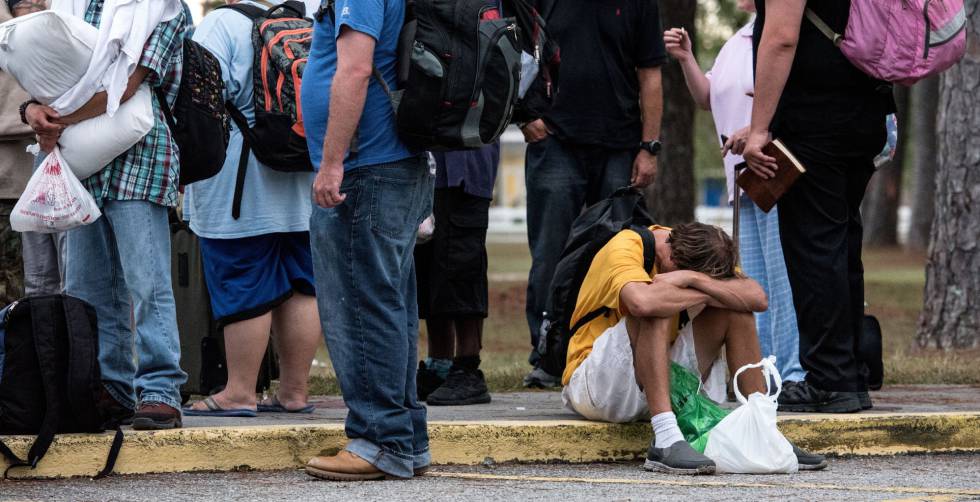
[310, 157, 433, 479]
[65, 200, 186, 410]
[738, 198, 805, 382]
[524, 136, 634, 361]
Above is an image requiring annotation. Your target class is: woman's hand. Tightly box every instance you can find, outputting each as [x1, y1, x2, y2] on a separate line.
[663, 28, 694, 63]
[722, 126, 750, 157]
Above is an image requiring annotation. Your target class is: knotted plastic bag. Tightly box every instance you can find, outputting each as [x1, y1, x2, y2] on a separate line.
[10, 146, 101, 233]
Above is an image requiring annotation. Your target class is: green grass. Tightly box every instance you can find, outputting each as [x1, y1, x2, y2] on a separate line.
[307, 243, 979, 395]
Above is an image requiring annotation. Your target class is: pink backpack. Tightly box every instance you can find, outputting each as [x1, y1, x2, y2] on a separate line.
[805, 0, 968, 86]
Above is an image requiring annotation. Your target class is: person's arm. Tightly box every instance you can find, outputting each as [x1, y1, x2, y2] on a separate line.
[311, 26, 375, 209]
[10, 0, 46, 16]
[619, 280, 712, 319]
[677, 270, 768, 313]
[742, 0, 806, 178]
[663, 27, 710, 110]
[631, 66, 662, 188]
[54, 67, 151, 125]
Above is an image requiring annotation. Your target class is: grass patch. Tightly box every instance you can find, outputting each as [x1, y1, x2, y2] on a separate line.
[307, 244, 979, 393]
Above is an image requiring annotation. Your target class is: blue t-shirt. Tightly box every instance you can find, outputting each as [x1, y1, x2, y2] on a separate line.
[302, 0, 412, 171]
[184, 2, 314, 239]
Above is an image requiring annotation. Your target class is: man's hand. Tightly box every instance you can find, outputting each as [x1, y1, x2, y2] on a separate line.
[631, 150, 657, 188]
[36, 133, 59, 153]
[521, 119, 550, 143]
[663, 27, 694, 63]
[26, 103, 64, 137]
[742, 129, 778, 179]
[652, 270, 698, 288]
[312, 162, 347, 208]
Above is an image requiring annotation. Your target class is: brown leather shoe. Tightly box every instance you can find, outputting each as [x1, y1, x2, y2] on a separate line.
[306, 450, 397, 481]
[132, 402, 182, 430]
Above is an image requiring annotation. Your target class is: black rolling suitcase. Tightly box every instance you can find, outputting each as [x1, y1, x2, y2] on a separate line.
[169, 211, 279, 403]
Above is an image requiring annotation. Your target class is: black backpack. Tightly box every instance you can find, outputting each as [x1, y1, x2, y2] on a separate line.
[0, 295, 122, 479]
[217, 0, 314, 219]
[156, 39, 230, 186]
[536, 188, 658, 379]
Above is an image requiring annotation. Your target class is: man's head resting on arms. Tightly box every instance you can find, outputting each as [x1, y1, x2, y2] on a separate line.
[655, 222, 740, 279]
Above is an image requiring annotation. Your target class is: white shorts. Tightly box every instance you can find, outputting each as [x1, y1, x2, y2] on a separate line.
[561, 312, 728, 423]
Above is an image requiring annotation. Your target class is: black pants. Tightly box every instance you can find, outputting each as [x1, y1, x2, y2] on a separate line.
[777, 139, 876, 393]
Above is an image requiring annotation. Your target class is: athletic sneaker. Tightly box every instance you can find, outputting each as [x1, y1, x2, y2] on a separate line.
[644, 440, 716, 475]
[416, 361, 446, 402]
[522, 366, 561, 389]
[792, 443, 829, 471]
[777, 381, 862, 413]
[427, 367, 492, 406]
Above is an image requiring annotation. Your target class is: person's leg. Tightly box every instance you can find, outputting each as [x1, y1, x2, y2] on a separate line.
[847, 159, 876, 394]
[309, 159, 428, 479]
[270, 293, 321, 410]
[524, 138, 589, 366]
[106, 201, 187, 413]
[589, 146, 635, 204]
[760, 204, 805, 382]
[454, 318, 483, 358]
[737, 200, 774, 363]
[186, 314, 272, 412]
[690, 307, 766, 395]
[64, 211, 137, 411]
[21, 232, 62, 296]
[425, 319, 456, 359]
[776, 140, 862, 411]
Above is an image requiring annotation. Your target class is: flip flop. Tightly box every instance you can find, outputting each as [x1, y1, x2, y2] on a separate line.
[256, 396, 316, 414]
[183, 396, 258, 417]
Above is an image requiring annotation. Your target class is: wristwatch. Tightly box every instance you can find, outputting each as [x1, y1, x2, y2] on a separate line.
[19, 99, 39, 125]
[639, 139, 662, 156]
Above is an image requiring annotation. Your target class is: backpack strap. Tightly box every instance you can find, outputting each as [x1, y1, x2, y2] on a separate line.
[215, 2, 266, 19]
[93, 428, 124, 479]
[153, 88, 178, 134]
[225, 103, 251, 220]
[62, 299, 103, 433]
[804, 8, 843, 46]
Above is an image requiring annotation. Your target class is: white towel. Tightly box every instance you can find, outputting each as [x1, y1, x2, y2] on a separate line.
[49, 0, 182, 117]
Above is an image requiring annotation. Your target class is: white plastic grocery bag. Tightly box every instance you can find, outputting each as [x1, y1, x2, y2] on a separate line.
[10, 147, 102, 233]
[703, 356, 799, 474]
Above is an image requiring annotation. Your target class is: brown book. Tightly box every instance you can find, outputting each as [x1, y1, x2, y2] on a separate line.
[735, 139, 806, 213]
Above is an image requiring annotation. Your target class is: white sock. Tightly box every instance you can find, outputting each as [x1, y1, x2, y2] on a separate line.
[651, 411, 684, 449]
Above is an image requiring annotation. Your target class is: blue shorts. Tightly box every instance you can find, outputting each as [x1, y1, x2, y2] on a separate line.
[199, 232, 316, 326]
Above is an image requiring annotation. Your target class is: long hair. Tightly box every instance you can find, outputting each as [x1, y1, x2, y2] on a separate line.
[668, 222, 739, 279]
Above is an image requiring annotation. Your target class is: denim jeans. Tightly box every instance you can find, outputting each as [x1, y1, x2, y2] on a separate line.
[524, 136, 634, 362]
[65, 200, 186, 410]
[310, 157, 433, 479]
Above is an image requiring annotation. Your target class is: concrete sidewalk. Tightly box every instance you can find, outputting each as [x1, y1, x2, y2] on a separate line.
[2, 385, 978, 479]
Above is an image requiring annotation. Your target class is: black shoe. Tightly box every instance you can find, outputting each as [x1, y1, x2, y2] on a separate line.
[426, 367, 492, 406]
[416, 361, 446, 402]
[778, 381, 862, 413]
[644, 440, 716, 475]
[522, 367, 561, 389]
[792, 443, 828, 471]
[857, 391, 873, 410]
[98, 388, 135, 427]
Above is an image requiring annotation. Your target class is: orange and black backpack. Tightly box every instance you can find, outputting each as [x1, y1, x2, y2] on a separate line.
[217, 0, 313, 219]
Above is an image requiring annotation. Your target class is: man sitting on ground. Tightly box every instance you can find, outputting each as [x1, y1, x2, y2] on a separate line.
[561, 222, 826, 474]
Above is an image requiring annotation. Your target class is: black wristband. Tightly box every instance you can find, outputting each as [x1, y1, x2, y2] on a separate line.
[19, 99, 39, 126]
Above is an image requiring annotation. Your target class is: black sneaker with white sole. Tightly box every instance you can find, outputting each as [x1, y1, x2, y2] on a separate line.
[522, 366, 561, 389]
[426, 367, 492, 406]
[792, 443, 829, 471]
[644, 440, 716, 475]
[778, 381, 862, 413]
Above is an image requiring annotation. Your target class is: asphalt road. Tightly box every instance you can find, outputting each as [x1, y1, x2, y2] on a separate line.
[2, 454, 978, 501]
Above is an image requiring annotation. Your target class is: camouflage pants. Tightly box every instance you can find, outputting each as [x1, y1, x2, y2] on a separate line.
[0, 200, 23, 305]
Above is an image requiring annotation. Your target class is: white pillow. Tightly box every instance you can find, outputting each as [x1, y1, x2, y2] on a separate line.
[58, 85, 155, 180]
[0, 11, 97, 104]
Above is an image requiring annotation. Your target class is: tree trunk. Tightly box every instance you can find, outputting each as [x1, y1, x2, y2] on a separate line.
[906, 76, 940, 252]
[917, 1, 980, 351]
[647, 0, 696, 226]
[0, 202, 24, 305]
[862, 85, 910, 247]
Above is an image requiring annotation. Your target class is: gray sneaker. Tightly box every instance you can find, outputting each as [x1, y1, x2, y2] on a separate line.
[644, 440, 716, 475]
[522, 367, 561, 389]
[792, 443, 829, 471]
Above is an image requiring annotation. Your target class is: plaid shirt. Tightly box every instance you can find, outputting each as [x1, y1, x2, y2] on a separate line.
[82, 1, 187, 207]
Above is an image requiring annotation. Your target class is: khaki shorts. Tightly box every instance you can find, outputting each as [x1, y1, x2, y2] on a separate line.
[561, 311, 727, 423]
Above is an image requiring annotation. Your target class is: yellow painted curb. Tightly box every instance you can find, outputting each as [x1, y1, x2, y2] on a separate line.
[1, 413, 978, 479]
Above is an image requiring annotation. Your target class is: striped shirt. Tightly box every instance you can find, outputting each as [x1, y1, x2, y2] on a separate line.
[81, 0, 187, 207]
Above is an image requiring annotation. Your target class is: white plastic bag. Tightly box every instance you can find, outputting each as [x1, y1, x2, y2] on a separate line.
[10, 147, 102, 233]
[57, 85, 155, 180]
[0, 11, 97, 104]
[703, 356, 799, 474]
